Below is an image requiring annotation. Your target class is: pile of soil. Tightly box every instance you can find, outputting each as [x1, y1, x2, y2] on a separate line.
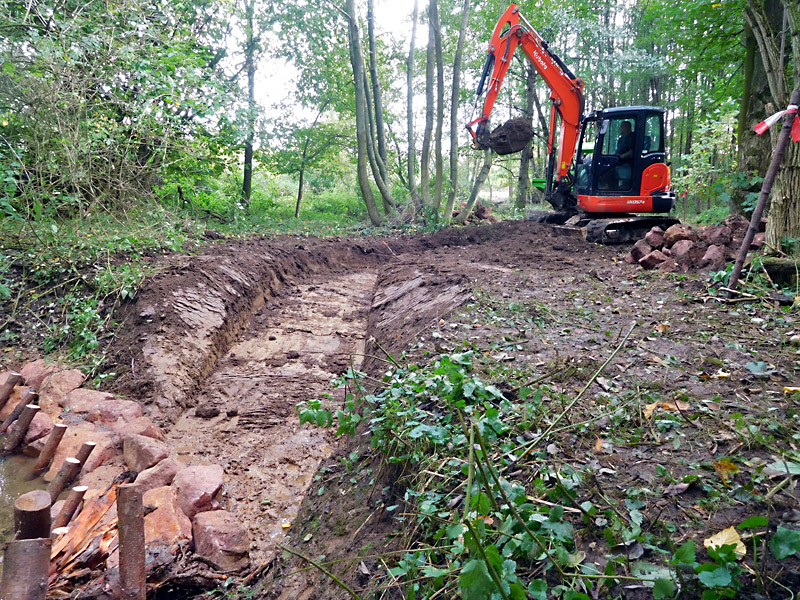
[489, 118, 535, 155]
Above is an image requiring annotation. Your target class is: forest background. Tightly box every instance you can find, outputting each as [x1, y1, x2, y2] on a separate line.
[0, 0, 798, 362]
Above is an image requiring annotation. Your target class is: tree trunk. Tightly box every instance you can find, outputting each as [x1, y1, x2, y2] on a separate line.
[407, 0, 420, 212]
[345, 0, 383, 225]
[367, 0, 388, 185]
[295, 140, 308, 218]
[431, 0, 444, 216]
[516, 63, 536, 210]
[420, 2, 435, 212]
[241, 0, 256, 213]
[746, 0, 800, 253]
[362, 70, 396, 213]
[443, 0, 470, 222]
[455, 150, 492, 225]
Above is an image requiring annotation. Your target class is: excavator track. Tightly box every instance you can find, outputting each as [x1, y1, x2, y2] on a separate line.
[534, 213, 679, 245]
[584, 216, 680, 244]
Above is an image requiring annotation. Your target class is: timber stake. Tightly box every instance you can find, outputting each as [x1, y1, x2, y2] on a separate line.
[118, 483, 146, 600]
[14, 490, 51, 540]
[32, 423, 68, 473]
[0, 371, 23, 409]
[0, 387, 38, 433]
[3, 404, 40, 454]
[48, 457, 82, 502]
[0, 538, 51, 600]
[53, 485, 88, 529]
[728, 88, 800, 295]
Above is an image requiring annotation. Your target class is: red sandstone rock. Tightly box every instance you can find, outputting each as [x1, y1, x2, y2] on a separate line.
[624, 253, 637, 264]
[631, 239, 652, 262]
[173, 464, 224, 519]
[39, 370, 86, 415]
[723, 214, 749, 233]
[143, 486, 193, 547]
[135, 457, 184, 494]
[123, 433, 169, 473]
[701, 225, 732, 246]
[63, 388, 115, 416]
[89, 399, 143, 425]
[700, 244, 727, 269]
[23, 411, 54, 445]
[670, 239, 695, 264]
[44, 425, 116, 481]
[193, 510, 249, 571]
[111, 416, 165, 443]
[20, 360, 63, 390]
[663, 224, 698, 247]
[644, 226, 664, 248]
[639, 250, 668, 270]
[656, 260, 679, 273]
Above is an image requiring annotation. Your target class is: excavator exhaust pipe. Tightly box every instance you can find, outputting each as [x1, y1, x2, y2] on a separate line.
[487, 118, 534, 155]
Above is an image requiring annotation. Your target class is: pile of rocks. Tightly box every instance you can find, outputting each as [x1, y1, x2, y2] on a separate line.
[0, 360, 249, 576]
[625, 215, 765, 272]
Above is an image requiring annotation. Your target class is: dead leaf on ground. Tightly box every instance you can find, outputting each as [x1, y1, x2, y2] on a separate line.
[704, 526, 746, 558]
[643, 400, 691, 419]
[653, 322, 670, 334]
[663, 482, 691, 497]
[713, 458, 740, 487]
[594, 437, 605, 452]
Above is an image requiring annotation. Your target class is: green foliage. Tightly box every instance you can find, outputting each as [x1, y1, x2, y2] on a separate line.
[769, 526, 800, 560]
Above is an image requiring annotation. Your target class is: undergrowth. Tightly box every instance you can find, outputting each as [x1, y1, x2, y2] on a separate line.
[298, 338, 800, 599]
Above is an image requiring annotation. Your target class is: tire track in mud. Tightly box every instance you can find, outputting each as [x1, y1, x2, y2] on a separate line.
[165, 270, 378, 563]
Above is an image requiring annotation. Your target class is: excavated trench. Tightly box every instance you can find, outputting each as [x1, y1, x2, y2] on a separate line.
[110, 230, 488, 570]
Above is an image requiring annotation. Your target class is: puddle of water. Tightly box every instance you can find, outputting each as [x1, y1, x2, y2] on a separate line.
[0, 455, 48, 541]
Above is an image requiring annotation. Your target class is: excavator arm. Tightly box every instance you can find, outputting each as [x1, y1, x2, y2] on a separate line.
[467, 4, 585, 208]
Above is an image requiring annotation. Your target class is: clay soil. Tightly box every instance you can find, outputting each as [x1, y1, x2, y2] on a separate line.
[96, 220, 798, 598]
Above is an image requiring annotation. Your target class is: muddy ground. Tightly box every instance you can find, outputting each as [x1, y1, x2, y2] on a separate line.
[13, 219, 798, 597]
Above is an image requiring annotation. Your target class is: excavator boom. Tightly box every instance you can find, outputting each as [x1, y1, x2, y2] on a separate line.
[467, 4, 584, 207]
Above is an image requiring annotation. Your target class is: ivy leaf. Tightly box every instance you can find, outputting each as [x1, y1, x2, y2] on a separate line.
[528, 579, 548, 600]
[459, 559, 495, 600]
[697, 566, 732, 588]
[744, 361, 774, 378]
[737, 516, 768, 530]
[769, 526, 800, 560]
[653, 578, 676, 599]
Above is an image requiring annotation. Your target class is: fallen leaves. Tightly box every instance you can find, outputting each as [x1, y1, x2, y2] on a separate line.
[643, 400, 691, 419]
[712, 458, 740, 487]
[704, 527, 746, 558]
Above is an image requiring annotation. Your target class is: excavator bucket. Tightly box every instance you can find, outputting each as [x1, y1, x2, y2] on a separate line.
[489, 118, 534, 155]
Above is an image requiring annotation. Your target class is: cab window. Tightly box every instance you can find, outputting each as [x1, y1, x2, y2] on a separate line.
[600, 118, 635, 157]
[643, 114, 662, 155]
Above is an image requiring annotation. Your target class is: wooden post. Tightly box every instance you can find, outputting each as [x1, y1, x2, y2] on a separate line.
[729, 88, 800, 294]
[74, 441, 96, 467]
[14, 490, 51, 540]
[0, 538, 51, 600]
[0, 387, 38, 433]
[52, 485, 88, 529]
[48, 457, 82, 502]
[118, 483, 146, 600]
[32, 423, 68, 473]
[3, 404, 40, 454]
[0, 371, 23, 409]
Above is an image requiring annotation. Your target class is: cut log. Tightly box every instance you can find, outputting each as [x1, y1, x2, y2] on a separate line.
[118, 484, 146, 600]
[14, 490, 51, 540]
[0, 371, 23, 409]
[53, 486, 88, 530]
[3, 404, 40, 454]
[0, 538, 51, 600]
[32, 423, 68, 473]
[48, 457, 82, 502]
[0, 387, 38, 433]
[74, 441, 96, 467]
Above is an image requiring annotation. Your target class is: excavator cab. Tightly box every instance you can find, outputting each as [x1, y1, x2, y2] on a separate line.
[574, 107, 676, 214]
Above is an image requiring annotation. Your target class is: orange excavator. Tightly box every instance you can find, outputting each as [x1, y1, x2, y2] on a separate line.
[467, 4, 678, 243]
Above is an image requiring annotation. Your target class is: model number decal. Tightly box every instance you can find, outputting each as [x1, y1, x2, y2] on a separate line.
[626, 200, 645, 205]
